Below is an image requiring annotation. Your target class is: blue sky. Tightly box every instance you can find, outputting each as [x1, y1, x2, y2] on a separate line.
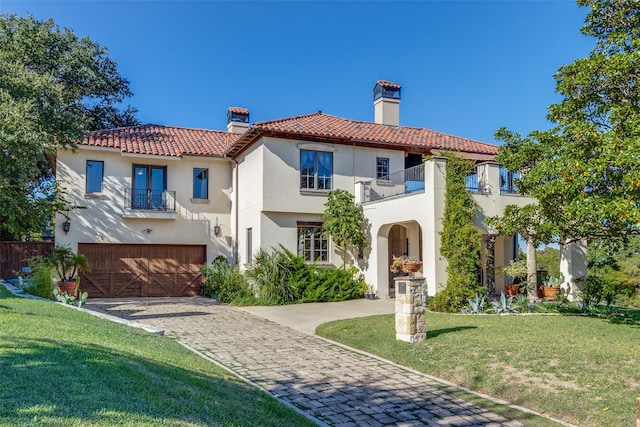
[1, 1, 593, 144]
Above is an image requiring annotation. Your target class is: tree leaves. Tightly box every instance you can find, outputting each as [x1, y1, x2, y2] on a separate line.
[496, 0, 640, 241]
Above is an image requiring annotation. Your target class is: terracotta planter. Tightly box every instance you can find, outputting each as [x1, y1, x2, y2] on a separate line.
[542, 286, 561, 299]
[505, 284, 519, 297]
[402, 261, 423, 273]
[57, 280, 78, 296]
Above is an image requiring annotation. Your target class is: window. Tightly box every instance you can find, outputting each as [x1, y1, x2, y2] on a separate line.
[300, 150, 332, 191]
[246, 228, 253, 263]
[376, 157, 389, 179]
[86, 160, 104, 193]
[193, 168, 209, 199]
[132, 165, 166, 209]
[297, 223, 328, 262]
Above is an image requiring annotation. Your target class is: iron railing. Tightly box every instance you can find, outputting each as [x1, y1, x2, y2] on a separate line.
[124, 188, 176, 211]
[499, 167, 520, 194]
[362, 163, 425, 203]
[466, 172, 482, 193]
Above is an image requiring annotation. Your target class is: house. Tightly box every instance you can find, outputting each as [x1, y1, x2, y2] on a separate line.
[55, 81, 586, 299]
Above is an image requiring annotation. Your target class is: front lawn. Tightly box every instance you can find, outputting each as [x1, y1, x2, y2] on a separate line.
[0, 287, 315, 426]
[316, 310, 640, 427]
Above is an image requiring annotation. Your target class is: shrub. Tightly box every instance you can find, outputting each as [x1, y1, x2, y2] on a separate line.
[245, 246, 308, 305]
[304, 266, 366, 302]
[22, 256, 55, 299]
[201, 257, 250, 304]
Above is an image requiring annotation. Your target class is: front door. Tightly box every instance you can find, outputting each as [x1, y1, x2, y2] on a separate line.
[133, 165, 166, 209]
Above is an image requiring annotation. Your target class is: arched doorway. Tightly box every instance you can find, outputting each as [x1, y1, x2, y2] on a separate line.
[386, 223, 422, 298]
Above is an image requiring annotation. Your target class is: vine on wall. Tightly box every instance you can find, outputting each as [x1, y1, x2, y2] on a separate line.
[429, 154, 484, 312]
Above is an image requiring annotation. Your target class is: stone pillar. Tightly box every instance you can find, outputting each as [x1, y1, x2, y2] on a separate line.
[560, 239, 587, 301]
[395, 276, 426, 343]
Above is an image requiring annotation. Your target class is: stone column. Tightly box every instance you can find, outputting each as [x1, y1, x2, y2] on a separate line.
[395, 276, 426, 343]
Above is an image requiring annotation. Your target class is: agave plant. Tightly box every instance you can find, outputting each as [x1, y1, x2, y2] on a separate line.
[463, 294, 486, 314]
[490, 292, 515, 314]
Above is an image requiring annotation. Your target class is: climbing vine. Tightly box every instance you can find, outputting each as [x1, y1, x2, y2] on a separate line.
[429, 154, 484, 312]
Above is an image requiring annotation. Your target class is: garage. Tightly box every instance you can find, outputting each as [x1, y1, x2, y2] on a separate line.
[78, 243, 206, 298]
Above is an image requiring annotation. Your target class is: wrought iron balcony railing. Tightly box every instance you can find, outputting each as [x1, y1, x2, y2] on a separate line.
[361, 163, 425, 203]
[124, 188, 176, 211]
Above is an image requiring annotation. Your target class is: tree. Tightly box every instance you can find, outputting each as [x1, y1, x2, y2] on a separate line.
[321, 189, 368, 268]
[430, 154, 483, 312]
[488, 204, 555, 299]
[496, 0, 640, 242]
[0, 14, 138, 240]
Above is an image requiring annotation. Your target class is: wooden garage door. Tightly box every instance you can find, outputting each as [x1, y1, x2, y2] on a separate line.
[78, 243, 206, 298]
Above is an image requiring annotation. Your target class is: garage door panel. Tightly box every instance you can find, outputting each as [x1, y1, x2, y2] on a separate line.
[112, 273, 144, 297]
[78, 243, 205, 297]
[175, 273, 204, 296]
[80, 273, 111, 298]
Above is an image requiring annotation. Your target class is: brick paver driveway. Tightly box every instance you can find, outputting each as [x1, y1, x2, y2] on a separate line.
[84, 297, 558, 427]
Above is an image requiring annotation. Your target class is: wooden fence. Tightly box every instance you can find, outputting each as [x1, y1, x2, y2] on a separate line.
[0, 241, 54, 278]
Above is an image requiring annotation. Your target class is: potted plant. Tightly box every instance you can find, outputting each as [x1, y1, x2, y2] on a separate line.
[541, 275, 563, 299]
[389, 255, 423, 276]
[500, 258, 527, 297]
[49, 245, 89, 296]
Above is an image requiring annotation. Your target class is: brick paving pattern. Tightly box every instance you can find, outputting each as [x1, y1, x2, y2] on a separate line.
[85, 297, 536, 427]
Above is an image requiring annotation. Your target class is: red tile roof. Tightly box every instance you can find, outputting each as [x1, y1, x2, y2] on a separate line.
[80, 124, 240, 157]
[226, 112, 498, 158]
[228, 107, 249, 115]
[376, 80, 401, 89]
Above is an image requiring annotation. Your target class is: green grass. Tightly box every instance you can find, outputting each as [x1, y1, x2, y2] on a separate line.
[0, 287, 315, 426]
[317, 310, 640, 427]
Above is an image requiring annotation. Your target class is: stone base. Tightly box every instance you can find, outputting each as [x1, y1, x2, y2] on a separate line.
[396, 332, 425, 343]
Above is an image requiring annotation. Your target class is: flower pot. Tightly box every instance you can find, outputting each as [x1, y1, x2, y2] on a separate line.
[58, 280, 78, 296]
[505, 284, 519, 297]
[401, 261, 423, 273]
[542, 286, 561, 299]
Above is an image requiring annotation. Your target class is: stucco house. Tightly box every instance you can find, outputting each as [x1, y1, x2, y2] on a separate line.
[55, 81, 585, 299]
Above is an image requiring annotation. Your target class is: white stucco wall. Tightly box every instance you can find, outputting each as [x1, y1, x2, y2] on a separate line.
[55, 147, 233, 264]
[235, 136, 405, 266]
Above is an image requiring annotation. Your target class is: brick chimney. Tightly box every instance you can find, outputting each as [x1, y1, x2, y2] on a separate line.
[373, 80, 401, 126]
[227, 107, 250, 133]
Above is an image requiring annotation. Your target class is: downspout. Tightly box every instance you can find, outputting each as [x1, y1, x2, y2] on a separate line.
[226, 155, 239, 265]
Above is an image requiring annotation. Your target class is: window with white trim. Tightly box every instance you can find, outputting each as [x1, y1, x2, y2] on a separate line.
[297, 223, 328, 262]
[86, 160, 104, 193]
[300, 150, 332, 191]
[193, 168, 209, 199]
[376, 157, 389, 179]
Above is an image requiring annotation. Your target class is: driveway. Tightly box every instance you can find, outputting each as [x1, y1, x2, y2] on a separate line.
[83, 297, 566, 427]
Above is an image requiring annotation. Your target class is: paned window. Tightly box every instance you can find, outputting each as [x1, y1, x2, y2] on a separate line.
[297, 224, 328, 262]
[300, 150, 332, 190]
[86, 160, 104, 193]
[376, 157, 389, 179]
[193, 168, 209, 199]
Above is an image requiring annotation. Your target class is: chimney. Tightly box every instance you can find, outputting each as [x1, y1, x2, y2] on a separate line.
[227, 107, 250, 133]
[373, 80, 401, 126]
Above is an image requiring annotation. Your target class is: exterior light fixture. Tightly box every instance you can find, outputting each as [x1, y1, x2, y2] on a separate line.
[213, 218, 221, 236]
[62, 220, 71, 234]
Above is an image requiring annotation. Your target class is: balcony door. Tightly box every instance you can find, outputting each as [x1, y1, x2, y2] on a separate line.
[133, 165, 166, 209]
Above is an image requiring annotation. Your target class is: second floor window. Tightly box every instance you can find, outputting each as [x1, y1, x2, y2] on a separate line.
[193, 168, 209, 199]
[132, 165, 166, 209]
[377, 157, 389, 179]
[86, 160, 104, 193]
[300, 150, 332, 191]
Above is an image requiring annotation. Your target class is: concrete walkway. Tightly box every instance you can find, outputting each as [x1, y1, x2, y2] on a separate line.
[84, 297, 562, 427]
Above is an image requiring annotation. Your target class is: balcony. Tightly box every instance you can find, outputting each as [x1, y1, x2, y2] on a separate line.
[122, 188, 177, 219]
[361, 164, 425, 203]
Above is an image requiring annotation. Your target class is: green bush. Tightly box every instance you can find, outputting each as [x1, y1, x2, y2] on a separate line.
[304, 266, 366, 302]
[244, 246, 366, 305]
[200, 257, 250, 304]
[23, 256, 55, 299]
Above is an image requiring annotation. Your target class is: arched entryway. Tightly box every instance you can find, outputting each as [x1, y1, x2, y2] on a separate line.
[385, 222, 422, 298]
